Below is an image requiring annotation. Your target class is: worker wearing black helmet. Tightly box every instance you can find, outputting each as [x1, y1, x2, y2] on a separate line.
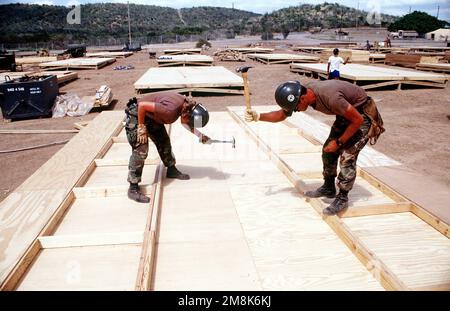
[125, 93, 210, 203]
[245, 80, 384, 215]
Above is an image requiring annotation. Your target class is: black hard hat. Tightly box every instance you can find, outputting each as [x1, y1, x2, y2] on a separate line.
[274, 81, 302, 116]
[189, 103, 209, 128]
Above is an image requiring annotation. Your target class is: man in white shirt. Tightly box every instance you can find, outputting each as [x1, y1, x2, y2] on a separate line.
[327, 48, 349, 80]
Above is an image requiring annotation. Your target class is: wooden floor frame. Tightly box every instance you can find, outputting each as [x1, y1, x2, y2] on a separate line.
[290, 65, 448, 90]
[0, 120, 166, 291]
[228, 108, 449, 291]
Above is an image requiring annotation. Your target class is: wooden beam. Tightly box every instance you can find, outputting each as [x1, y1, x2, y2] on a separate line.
[38, 232, 144, 249]
[135, 163, 164, 291]
[0, 129, 79, 134]
[339, 202, 412, 218]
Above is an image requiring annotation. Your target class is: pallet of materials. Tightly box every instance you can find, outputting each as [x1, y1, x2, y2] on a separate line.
[290, 63, 448, 90]
[39, 57, 116, 70]
[163, 48, 202, 55]
[134, 66, 244, 94]
[384, 54, 441, 68]
[0, 71, 78, 84]
[156, 55, 213, 67]
[320, 49, 370, 63]
[15, 56, 57, 65]
[247, 53, 319, 65]
[416, 63, 450, 73]
[85, 52, 133, 58]
[225, 47, 274, 54]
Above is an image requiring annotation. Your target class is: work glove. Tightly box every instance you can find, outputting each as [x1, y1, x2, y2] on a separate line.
[245, 109, 260, 122]
[200, 134, 212, 144]
[137, 124, 148, 145]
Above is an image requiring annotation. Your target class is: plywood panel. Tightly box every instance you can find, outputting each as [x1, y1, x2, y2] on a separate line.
[163, 48, 202, 55]
[290, 63, 448, 81]
[134, 66, 243, 90]
[228, 182, 383, 290]
[0, 111, 124, 285]
[84, 165, 157, 188]
[17, 244, 141, 291]
[53, 197, 149, 236]
[39, 57, 115, 69]
[344, 213, 450, 288]
[102, 142, 159, 160]
[86, 52, 133, 58]
[157, 54, 213, 66]
[0, 71, 78, 84]
[248, 53, 319, 63]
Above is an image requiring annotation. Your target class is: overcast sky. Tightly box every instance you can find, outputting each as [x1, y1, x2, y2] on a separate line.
[1, 0, 449, 21]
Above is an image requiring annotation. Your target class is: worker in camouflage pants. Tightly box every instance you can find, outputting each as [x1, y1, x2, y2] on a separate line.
[125, 93, 210, 203]
[245, 80, 384, 215]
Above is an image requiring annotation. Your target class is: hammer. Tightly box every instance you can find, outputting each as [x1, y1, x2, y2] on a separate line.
[236, 65, 253, 112]
[210, 136, 236, 149]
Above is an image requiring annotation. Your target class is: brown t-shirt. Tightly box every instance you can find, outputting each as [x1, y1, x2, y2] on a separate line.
[305, 80, 368, 116]
[139, 92, 186, 124]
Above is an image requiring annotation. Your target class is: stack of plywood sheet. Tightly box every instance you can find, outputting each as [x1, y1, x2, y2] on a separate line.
[39, 57, 116, 70]
[384, 54, 441, 68]
[320, 49, 370, 63]
[290, 63, 448, 90]
[15, 56, 57, 65]
[156, 55, 213, 67]
[134, 66, 244, 94]
[416, 63, 450, 73]
[163, 48, 202, 55]
[225, 47, 274, 54]
[86, 51, 133, 58]
[247, 53, 319, 64]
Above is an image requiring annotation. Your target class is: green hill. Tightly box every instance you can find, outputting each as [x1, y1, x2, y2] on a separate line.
[0, 2, 398, 44]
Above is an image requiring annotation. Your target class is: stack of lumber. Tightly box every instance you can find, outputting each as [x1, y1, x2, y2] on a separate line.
[385, 54, 441, 68]
[213, 50, 245, 61]
[320, 49, 370, 63]
[416, 63, 450, 73]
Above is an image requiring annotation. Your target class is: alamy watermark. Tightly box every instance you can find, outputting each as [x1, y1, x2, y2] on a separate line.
[67, 1, 81, 25]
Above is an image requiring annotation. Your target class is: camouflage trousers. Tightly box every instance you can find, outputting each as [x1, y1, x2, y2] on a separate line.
[125, 107, 175, 184]
[322, 113, 371, 192]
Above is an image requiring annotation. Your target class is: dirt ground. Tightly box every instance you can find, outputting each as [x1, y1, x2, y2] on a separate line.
[1, 40, 449, 203]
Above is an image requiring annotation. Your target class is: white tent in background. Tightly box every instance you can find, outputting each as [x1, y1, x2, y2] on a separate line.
[425, 28, 450, 42]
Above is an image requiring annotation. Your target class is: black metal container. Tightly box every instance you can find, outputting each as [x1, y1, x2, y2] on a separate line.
[0, 75, 58, 120]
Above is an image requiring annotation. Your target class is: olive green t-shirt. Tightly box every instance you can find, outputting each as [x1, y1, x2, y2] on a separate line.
[305, 80, 368, 116]
[139, 92, 186, 124]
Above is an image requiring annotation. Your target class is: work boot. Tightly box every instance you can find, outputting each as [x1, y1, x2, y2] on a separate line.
[304, 177, 336, 198]
[323, 191, 349, 216]
[166, 165, 190, 180]
[128, 183, 150, 203]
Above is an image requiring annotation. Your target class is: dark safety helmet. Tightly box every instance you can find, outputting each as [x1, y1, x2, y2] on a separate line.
[189, 103, 209, 128]
[274, 80, 302, 116]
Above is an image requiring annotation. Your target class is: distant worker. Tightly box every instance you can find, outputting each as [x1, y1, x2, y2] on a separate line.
[244, 80, 385, 215]
[366, 40, 371, 51]
[385, 36, 392, 48]
[327, 48, 349, 80]
[125, 93, 211, 203]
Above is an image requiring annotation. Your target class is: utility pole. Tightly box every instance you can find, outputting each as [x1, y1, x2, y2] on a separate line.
[437, 5, 440, 19]
[356, 1, 359, 29]
[409, 6, 411, 14]
[232, 2, 234, 9]
[127, 1, 132, 46]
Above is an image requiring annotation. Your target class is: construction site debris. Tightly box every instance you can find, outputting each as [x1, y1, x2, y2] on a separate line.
[214, 49, 245, 61]
[52, 93, 93, 118]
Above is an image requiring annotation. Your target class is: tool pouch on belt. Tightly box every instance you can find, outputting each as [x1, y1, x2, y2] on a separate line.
[363, 97, 385, 145]
[125, 97, 138, 130]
